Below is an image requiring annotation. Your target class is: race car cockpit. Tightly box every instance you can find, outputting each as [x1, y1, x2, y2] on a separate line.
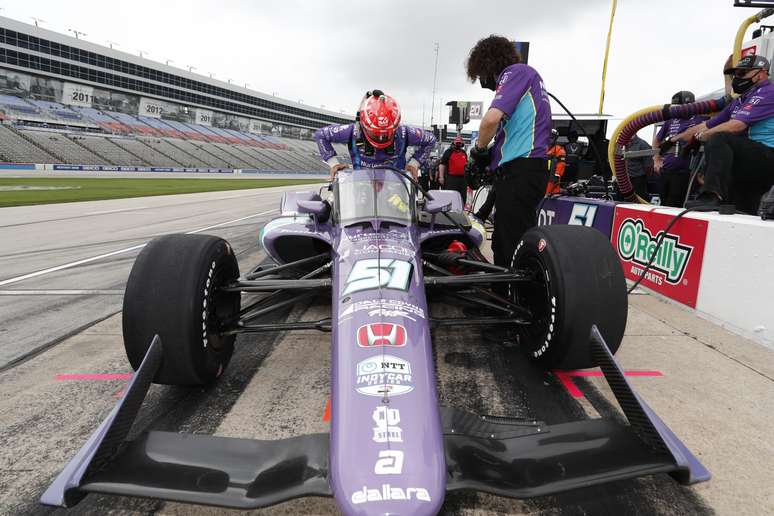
[333, 169, 415, 226]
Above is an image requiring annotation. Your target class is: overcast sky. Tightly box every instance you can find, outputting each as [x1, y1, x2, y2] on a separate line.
[3, 0, 761, 130]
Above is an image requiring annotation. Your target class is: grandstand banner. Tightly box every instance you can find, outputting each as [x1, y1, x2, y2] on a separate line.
[62, 82, 94, 107]
[611, 205, 708, 308]
[195, 108, 213, 126]
[139, 97, 167, 118]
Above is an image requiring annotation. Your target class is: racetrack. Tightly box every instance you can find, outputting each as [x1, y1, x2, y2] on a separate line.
[0, 187, 772, 515]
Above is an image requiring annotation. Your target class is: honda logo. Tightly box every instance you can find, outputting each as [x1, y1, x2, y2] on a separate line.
[357, 323, 407, 347]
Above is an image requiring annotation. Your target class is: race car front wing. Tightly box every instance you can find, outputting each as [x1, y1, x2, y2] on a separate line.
[41, 328, 709, 510]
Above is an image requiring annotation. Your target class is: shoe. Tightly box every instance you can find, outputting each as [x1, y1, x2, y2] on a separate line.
[685, 193, 721, 211]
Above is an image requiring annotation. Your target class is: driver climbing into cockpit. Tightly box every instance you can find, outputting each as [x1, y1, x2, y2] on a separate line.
[314, 90, 437, 181]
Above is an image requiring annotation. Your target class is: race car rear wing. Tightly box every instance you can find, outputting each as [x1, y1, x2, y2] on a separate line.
[41, 329, 709, 510]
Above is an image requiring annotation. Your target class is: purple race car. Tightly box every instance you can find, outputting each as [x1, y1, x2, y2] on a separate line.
[41, 168, 709, 514]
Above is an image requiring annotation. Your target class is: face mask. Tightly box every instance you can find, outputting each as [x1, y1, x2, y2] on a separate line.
[479, 75, 497, 91]
[731, 75, 757, 95]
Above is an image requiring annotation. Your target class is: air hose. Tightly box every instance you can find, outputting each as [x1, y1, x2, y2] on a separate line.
[608, 98, 729, 202]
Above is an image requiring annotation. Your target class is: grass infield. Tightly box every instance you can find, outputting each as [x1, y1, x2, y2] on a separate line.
[0, 177, 322, 207]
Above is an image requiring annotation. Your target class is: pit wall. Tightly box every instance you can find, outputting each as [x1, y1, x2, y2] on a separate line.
[539, 197, 773, 349]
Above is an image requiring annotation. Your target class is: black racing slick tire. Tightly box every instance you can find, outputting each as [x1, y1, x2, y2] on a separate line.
[122, 234, 240, 385]
[511, 225, 627, 370]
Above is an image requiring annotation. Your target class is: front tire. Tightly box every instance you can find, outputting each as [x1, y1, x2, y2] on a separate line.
[122, 234, 240, 385]
[512, 225, 627, 370]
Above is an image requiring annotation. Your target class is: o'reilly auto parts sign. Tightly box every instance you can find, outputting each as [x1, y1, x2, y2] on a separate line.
[611, 207, 708, 308]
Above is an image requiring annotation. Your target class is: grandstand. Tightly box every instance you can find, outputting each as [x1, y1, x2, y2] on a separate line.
[0, 16, 357, 172]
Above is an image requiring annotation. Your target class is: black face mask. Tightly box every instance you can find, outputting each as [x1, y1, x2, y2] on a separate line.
[732, 75, 757, 95]
[479, 75, 497, 91]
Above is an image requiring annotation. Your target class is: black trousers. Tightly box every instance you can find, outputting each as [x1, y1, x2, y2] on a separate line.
[492, 158, 549, 268]
[661, 171, 691, 208]
[703, 133, 774, 214]
[630, 175, 649, 200]
[445, 175, 468, 209]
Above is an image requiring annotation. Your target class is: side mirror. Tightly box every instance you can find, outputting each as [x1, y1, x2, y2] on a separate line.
[297, 200, 328, 216]
[425, 198, 452, 214]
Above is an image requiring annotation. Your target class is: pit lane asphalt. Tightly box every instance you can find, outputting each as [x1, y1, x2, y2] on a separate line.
[0, 191, 772, 515]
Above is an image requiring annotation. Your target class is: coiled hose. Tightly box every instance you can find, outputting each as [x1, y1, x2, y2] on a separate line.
[608, 98, 729, 202]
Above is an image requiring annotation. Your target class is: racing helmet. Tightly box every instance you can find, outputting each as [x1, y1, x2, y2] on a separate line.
[360, 94, 401, 149]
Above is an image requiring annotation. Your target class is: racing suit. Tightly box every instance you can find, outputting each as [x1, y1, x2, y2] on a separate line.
[315, 123, 436, 170]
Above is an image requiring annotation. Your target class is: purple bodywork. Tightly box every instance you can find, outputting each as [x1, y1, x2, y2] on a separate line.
[264, 170, 478, 514]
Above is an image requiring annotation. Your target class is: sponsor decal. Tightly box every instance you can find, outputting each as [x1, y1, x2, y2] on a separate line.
[343, 259, 413, 295]
[358, 323, 407, 347]
[354, 243, 415, 258]
[348, 231, 408, 242]
[351, 485, 431, 505]
[538, 208, 556, 225]
[611, 208, 708, 308]
[356, 355, 413, 396]
[340, 299, 425, 321]
[533, 296, 556, 359]
[617, 219, 692, 285]
[374, 450, 403, 475]
[372, 406, 402, 443]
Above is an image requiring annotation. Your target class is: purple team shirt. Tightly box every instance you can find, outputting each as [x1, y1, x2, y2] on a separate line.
[705, 80, 774, 147]
[314, 123, 436, 170]
[488, 63, 552, 169]
[656, 115, 709, 171]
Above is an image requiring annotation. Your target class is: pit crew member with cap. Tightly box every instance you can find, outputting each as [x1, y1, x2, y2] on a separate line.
[652, 91, 709, 207]
[465, 35, 551, 268]
[674, 55, 774, 214]
[314, 90, 436, 181]
[438, 136, 469, 206]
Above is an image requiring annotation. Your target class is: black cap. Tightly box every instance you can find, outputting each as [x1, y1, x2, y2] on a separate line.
[671, 91, 695, 105]
[730, 54, 770, 73]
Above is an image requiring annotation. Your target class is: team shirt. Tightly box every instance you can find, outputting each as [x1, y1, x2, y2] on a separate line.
[656, 115, 710, 171]
[314, 123, 436, 170]
[705, 80, 774, 148]
[488, 63, 552, 168]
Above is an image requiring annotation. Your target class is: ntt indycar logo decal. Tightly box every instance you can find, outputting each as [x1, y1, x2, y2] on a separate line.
[357, 323, 407, 347]
[617, 218, 693, 285]
[356, 355, 413, 396]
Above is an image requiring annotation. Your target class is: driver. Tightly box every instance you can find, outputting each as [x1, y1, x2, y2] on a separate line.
[315, 90, 436, 180]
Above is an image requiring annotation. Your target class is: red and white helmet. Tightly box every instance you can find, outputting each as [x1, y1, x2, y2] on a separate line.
[359, 93, 401, 149]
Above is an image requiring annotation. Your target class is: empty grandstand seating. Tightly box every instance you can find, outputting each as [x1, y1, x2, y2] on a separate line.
[70, 135, 147, 166]
[21, 129, 105, 165]
[0, 124, 57, 163]
[0, 94, 340, 172]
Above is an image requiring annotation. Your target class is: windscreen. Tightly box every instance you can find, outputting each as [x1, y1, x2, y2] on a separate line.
[336, 176, 413, 225]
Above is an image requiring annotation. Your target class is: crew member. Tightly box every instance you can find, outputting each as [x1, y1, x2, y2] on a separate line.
[652, 91, 709, 207]
[315, 90, 436, 180]
[625, 134, 653, 200]
[675, 55, 774, 213]
[465, 35, 551, 268]
[439, 136, 469, 205]
[546, 129, 566, 195]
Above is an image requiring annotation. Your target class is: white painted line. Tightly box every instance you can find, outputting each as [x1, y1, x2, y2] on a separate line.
[0, 209, 277, 287]
[0, 290, 124, 295]
[84, 206, 150, 216]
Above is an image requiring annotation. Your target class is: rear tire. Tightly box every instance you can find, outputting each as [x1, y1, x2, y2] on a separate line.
[122, 234, 240, 385]
[511, 225, 627, 370]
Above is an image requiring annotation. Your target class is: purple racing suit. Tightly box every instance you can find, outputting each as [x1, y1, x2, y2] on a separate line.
[314, 123, 436, 170]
